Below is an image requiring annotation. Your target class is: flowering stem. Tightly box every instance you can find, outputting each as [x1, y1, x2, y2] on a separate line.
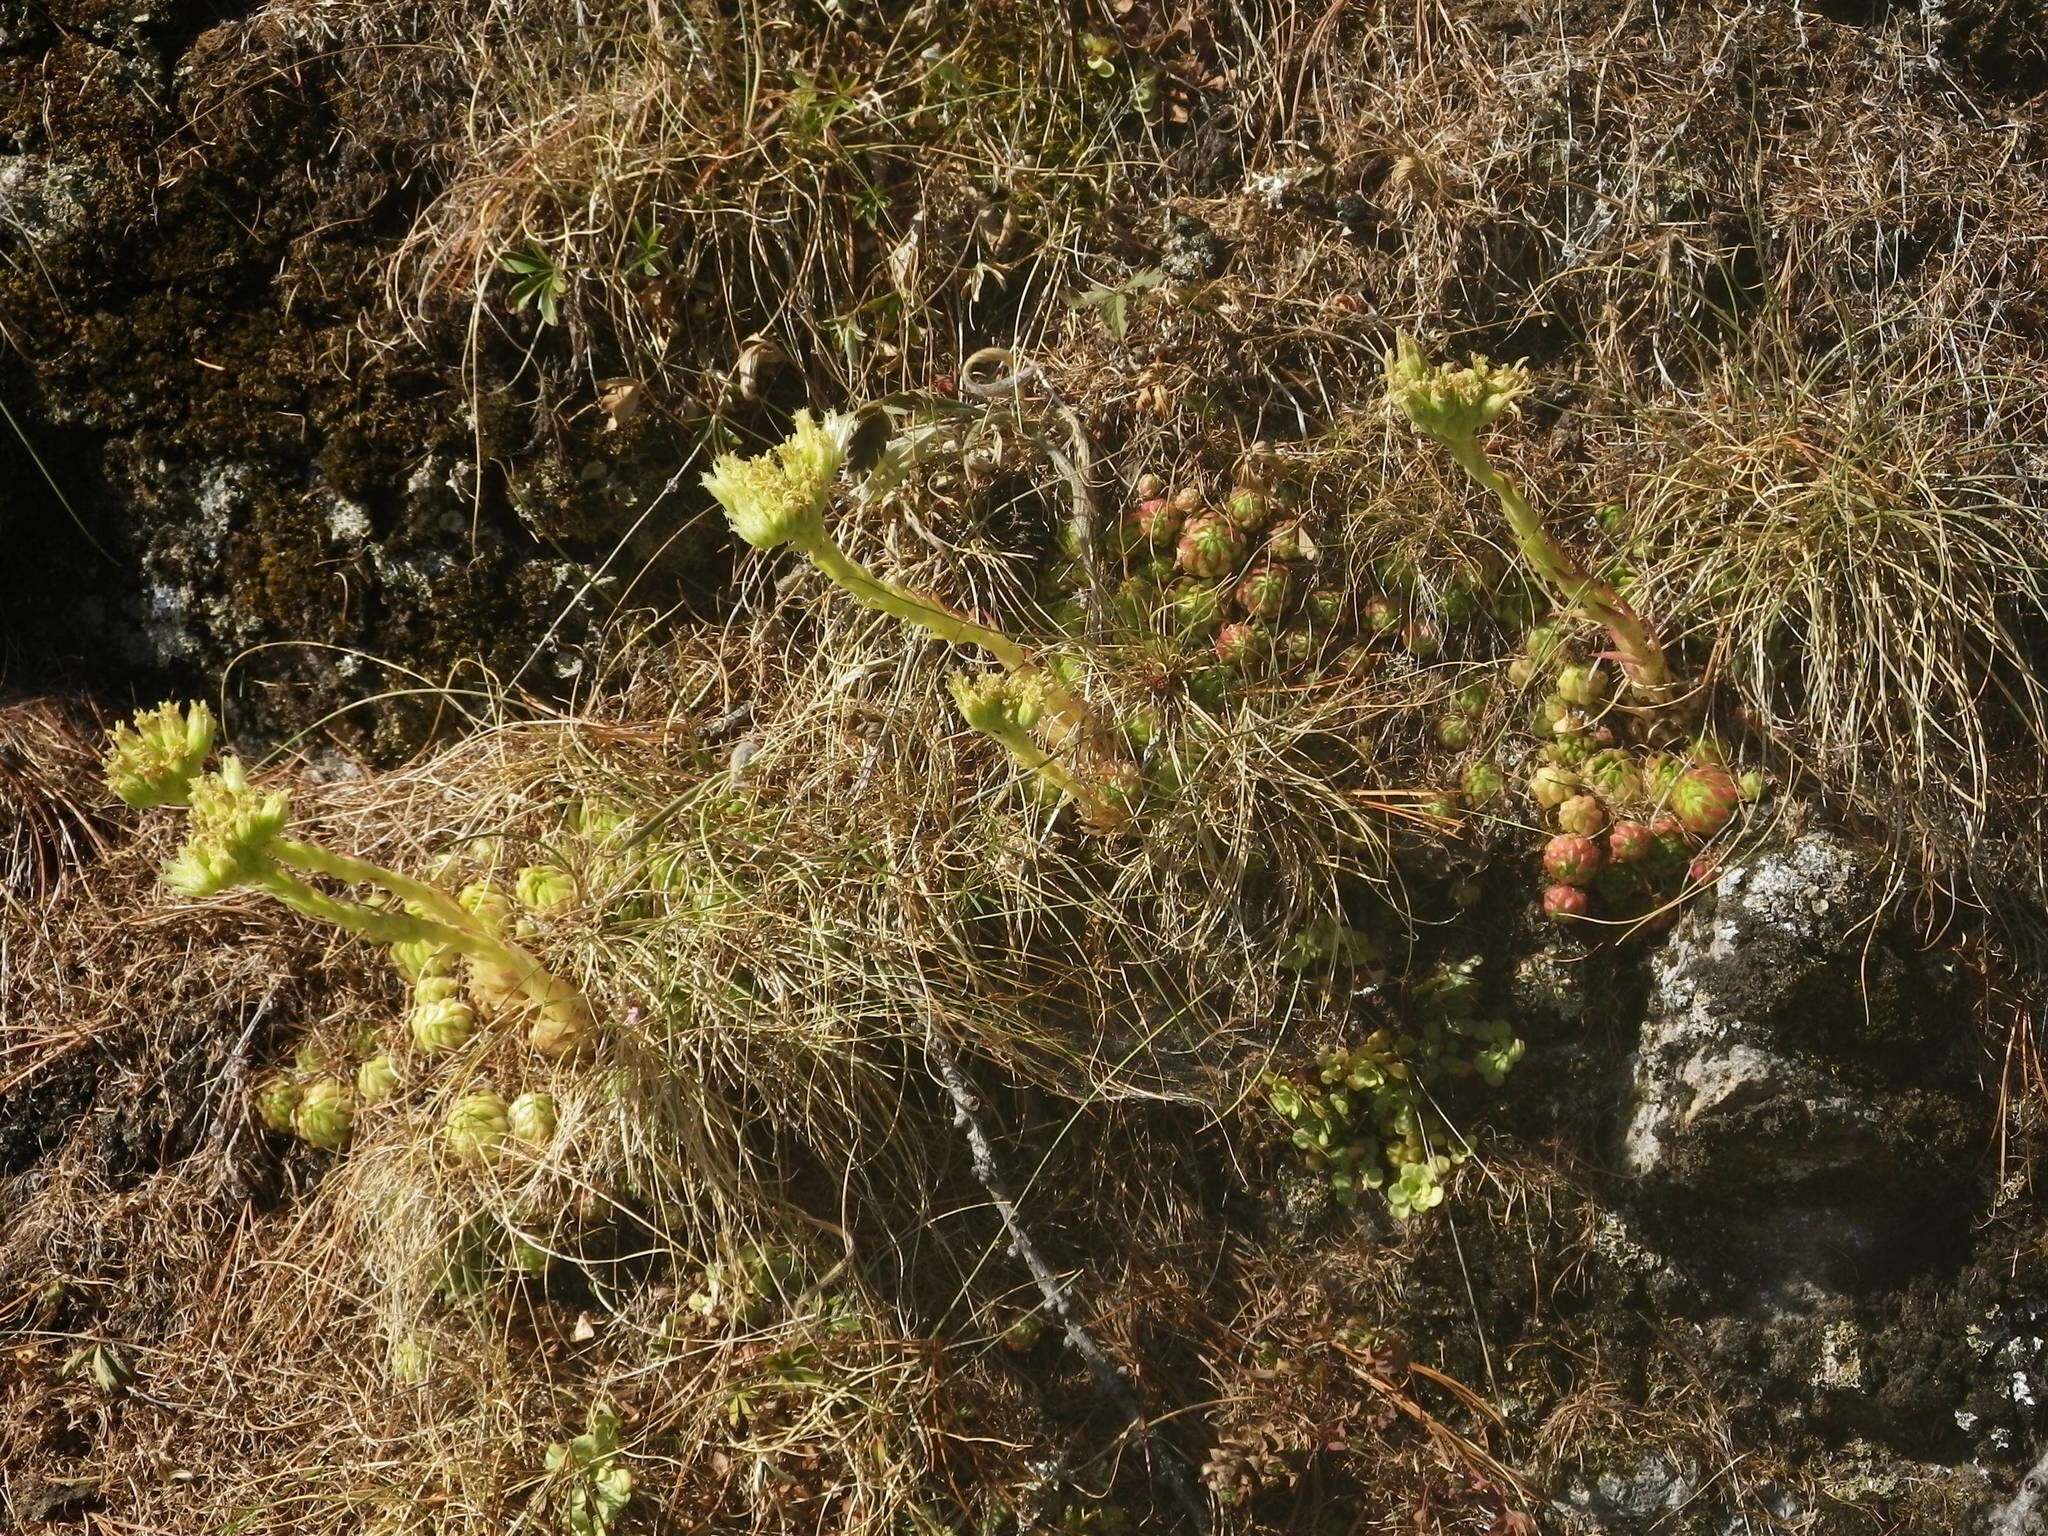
[269, 836, 590, 1023]
[979, 724, 1121, 827]
[255, 865, 445, 948]
[1440, 440, 1673, 693]
[801, 536, 1025, 668]
[798, 532, 1104, 754]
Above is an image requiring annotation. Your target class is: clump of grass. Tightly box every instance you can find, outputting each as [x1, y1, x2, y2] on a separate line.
[1614, 338, 2048, 877]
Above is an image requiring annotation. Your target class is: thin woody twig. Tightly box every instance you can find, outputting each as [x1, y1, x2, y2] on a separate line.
[923, 1017, 1212, 1535]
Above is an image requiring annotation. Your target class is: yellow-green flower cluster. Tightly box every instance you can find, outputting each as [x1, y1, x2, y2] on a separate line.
[103, 701, 215, 809]
[162, 758, 289, 898]
[946, 671, 1046, 739]
[701, 409, 845, 552]
[1382, 333, 1532, 450]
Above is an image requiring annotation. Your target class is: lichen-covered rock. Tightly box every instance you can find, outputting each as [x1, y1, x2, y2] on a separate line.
[1623, 831, 1976, 1284]
[1551, 1449, 1697, 1533]
[0, 0, 719, 753]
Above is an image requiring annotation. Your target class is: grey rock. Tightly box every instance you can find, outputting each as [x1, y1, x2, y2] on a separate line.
[1621, 831, 1973, 1284]
[1159, 210, 1227, 283]
[0, 156, 107, 251]
[1554, 1449, 1697, 1530]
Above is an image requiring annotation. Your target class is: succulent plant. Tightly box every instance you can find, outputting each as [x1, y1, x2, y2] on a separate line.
[1738, 769, 1767, 802]
[392, 935, 453, 984]
[1542, 883, 1590, 921]
[1164, 579, 1225, 636]
[1433, 715, 1473, 751]
[1531, 694, 1580, 737]
[356, 1054, 400, 1104]
[1278, 624, 1318, 666]
[130, 735, 602, 1065]
[528, 996, 595, 1058]
[1528, 764, 1579, 808]
[1545, 733, 1592, 768]
[1112, 574, 1160, 631]
[1555, 793, 1608, 837]
[1222, 486, 1270, 531]
[1687, 853, 1720, 885]
[459, 885, 526, 1013]
[1554, 663, 1608, 708]
[1607, 820, 1656, 864]
[948, 670, 1129, 830]
[1671, 766, 1740, 837]
[410, 983, 478, 1054]
[509, 1091, 558, 1150]
[1582, 749, 1642, 804]
[1461, 761, 1506, 806]
[516, 865, 578, 911]
[1402, 622, 1442, 660]
[1233, 562, 1292, 621]
[1521, 623, 1564, 670]
[1214, 621, 1270, 667]
[1362, 594, 1403, 633]
[704, 411, 1135, 835]
[701, 408, 843, 552]
[1541, 834, 1603, 887]
[103, 701, 215, 809]
[444, 1092, 512, 1166]
[254, 1073, 302, 1133]
[1645, 813, 1692, 867]
[1185, 666, 1230, 710]
[389, 1334, 433, 1385]
[1305, 588, 1345, 628]
[1641, 752, 1684, 804]
[1385, 337, 1675, 694]
[1176, 512, 1245, 579]
[1126, 497, 1182, 547]
[160, 758, 291, 899]
[1434, 573, 1483, 625]
[1265, 520, 1316, 562]
[293, 1078, 354, 1151]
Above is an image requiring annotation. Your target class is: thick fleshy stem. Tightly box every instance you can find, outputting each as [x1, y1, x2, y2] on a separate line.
[798, 533, 1106, 752]
[269, 837, 593, 1039]
[982, 722, 1116, 822]
[706, 411, 1132, 825]
[1438, 439, 1674, 694]
[948, 672, 1130, 831]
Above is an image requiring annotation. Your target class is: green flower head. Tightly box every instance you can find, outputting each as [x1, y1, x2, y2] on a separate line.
[104, 700, 215, 809]
[1383, 334, 1532, 449]
[947, 671, 1045, 738]
[162, 757, 288, 898]
[703, 409, 846, 551]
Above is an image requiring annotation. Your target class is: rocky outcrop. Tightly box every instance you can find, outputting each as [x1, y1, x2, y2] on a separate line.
[0, 0, 719, 751]
[1622, 832, 1977, 1287]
